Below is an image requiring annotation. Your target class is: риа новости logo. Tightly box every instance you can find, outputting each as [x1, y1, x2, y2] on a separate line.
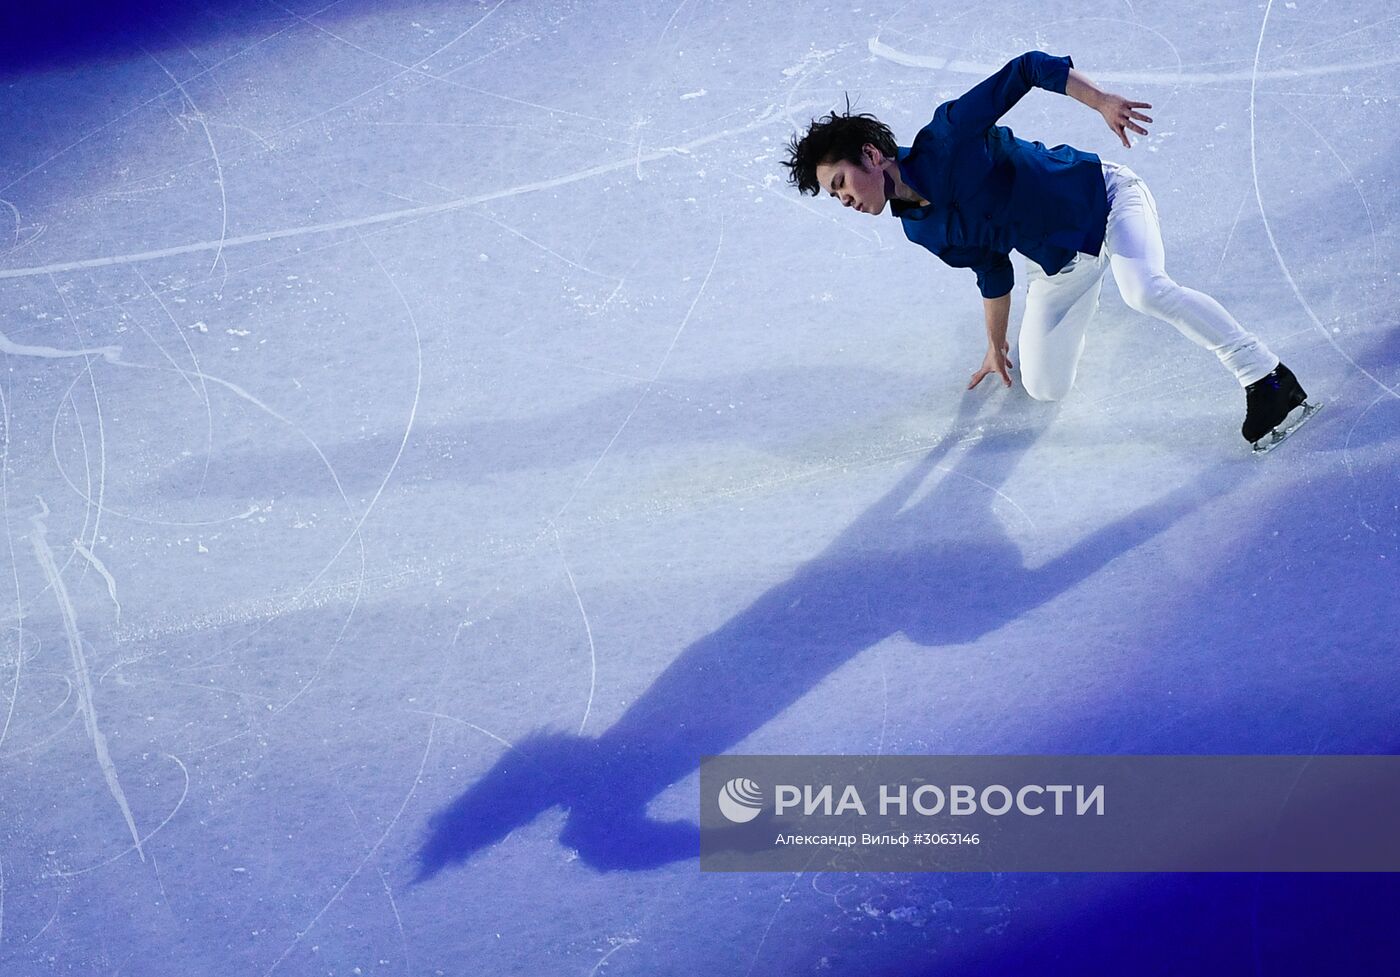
[717, 778, 764, 823]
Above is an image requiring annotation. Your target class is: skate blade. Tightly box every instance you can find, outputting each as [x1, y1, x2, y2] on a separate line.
[1251, 401, 1323, 455]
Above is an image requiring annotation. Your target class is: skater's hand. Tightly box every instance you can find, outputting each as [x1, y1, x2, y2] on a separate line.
[1098, 93, 1152, 148]
[969, 343, 1014, 390]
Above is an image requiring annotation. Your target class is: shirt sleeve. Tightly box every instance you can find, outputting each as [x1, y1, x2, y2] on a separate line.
[934, 52, 1074, 137]
[939, 246, 1014, 299]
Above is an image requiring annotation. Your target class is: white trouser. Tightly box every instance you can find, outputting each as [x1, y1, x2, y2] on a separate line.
[1017, 161, 1279, 401]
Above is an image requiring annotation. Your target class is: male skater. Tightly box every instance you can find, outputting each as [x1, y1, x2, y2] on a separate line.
[782, 51, 1313, 448]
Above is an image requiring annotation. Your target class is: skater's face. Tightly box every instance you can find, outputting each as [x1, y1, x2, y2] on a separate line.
[815, 144, 887, 216]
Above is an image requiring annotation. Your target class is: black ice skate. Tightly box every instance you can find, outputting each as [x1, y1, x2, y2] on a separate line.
[1242, 362, 1321, 454]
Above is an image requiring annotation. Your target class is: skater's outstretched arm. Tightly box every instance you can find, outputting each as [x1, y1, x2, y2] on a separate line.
[1065, 67, 1153, 149]
[937, 51, 1077, 136]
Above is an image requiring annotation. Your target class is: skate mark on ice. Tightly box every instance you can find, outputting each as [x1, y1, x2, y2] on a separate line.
[72, 542, 120, 624]
[1343, 392, 1388, 534]
[374, 865, 411, 975]
[147, 853, 170, 916]
[127, 270, 204, 399]
[37, 356, 260, 531]
[268, 0, 517, 138]
[1279, 10, 1400, 59]
[554, 220, 724, 520]
[931, 463, 1035, 532]
[745, 864, 815, 977]
[0, 328, 122, 363]
[473, 208, 627, 313]
[657, 0, 696, 50]
[552, 526, 597, 736]
[40, 372, 100, 585]
[0, 675, 79, 763]
[105, 358, 365, 692]
[24, 895, 61, 946]
[354, 118, 641, 151]
[52, 280, 112, 560]
[151, 199, 418, 744]
[588, 935, 641, 977]
[0, 197, 45, 260]
[271, 0, 640, 135]
[0, 376, 26, 755]
[867, 651, 891, 758]
[28, 498, 143, 860]
[0, 197, 18, 251]
[0, 107, 794, 282]
[30, 220, 368, 330]
[141, 48, 229, 274]
[440, 6, 578, 78]
[1041, 14, 1188, 106]
[385, 0, 509, 67]
[254, 234, 420, 720]
[48, 377, 101, 586]
[870, 36, 1400, 84]
[261, 718, 435, 977]
[1250, 0, 1398, 402]
[1213, 189, 1252, 283]
[406, 708, 514, 751]
[137, 267, 216, 497]
[49, 754, 190, 878]
[0, 7, 315, 198]
[118, 675, 274, 704]
[338, 785, 412, 974]
[1278, 101, 1380, 280]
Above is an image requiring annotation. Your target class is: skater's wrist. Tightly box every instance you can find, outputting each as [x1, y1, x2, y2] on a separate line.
[1065, 69, 1105, 111]
[981, 293, 1011, 346]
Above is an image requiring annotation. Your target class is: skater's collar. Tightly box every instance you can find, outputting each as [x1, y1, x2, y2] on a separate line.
[890, 147, 929, 218]
[889, 197, 920, 217]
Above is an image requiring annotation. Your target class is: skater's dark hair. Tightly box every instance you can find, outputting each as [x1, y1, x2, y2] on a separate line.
[782, 95, 897, 196]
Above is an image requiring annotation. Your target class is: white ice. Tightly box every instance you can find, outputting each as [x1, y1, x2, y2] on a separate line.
[0, 1, 1397, 974]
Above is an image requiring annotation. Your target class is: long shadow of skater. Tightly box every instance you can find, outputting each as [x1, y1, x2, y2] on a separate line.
[416, 394, 1221, 878]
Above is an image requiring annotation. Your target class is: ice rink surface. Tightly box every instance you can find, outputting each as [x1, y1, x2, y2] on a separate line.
[1, 0, 1398, 973]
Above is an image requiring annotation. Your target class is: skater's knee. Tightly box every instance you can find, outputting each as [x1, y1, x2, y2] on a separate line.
[1022, 372, 1072, 402]
[1120, 272, 1176, 314]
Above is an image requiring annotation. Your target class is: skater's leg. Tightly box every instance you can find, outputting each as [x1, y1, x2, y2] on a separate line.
[1102, 165, 1279, 386]
[1018, 250, 1109, 401]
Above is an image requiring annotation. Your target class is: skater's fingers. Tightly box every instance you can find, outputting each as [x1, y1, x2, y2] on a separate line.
[968, 368, 988, 390]
[1128, 123, 1148, 136]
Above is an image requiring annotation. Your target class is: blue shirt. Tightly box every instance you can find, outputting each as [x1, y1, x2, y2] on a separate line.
[892, 52, 1110, 299]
